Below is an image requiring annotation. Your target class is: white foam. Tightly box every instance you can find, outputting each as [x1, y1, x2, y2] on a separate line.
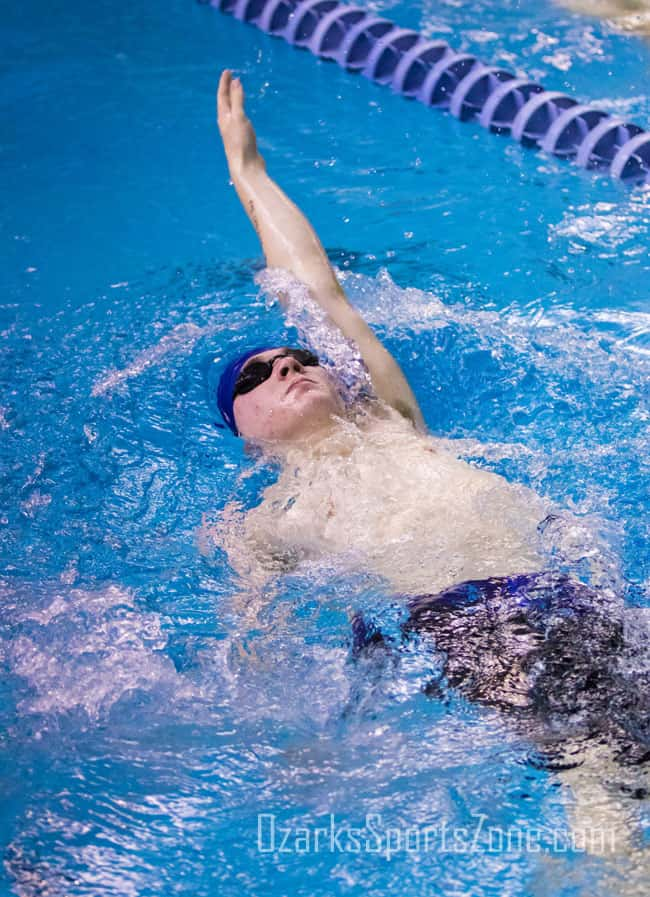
[91, 322, 207, 397]
[549, 193, 650, 251]
[256, 267, 372, 402]
[5, 584, 193, 721]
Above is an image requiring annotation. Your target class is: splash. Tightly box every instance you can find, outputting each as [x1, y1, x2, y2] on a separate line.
[91, 322, 207, 397]
[255, 267, 373, 404]
[233, 267, 647, 602]
[549, 192, 650, 255]
[3, 583, 193, 724]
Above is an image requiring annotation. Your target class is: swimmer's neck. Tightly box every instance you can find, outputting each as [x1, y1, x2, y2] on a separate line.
[254, 415, 358, 463]
[252, 406, 422, 464]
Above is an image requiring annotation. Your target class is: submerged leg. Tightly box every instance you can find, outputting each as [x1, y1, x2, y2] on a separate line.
[556, 739, 650, 860]
[405, 573, 650, 855]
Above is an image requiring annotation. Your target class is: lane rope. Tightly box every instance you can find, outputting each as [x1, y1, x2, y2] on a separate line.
[206, 0, 650, 186]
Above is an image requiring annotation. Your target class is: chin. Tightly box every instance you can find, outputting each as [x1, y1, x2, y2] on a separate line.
[291, 383, 340, 412]
[275, 403, 339, 442]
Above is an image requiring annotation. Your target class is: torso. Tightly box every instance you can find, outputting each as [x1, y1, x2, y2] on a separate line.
[234, 411, 549, 595]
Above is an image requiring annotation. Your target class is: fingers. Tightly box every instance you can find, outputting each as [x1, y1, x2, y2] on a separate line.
[231, 76, 245, 115]
[217, 70, 247, 126]
[217, 69, 232, 121]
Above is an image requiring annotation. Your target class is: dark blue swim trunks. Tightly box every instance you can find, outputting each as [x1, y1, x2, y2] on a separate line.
[354, 572, 624, 716]
[351, 572, 650, 766]
[405, 571, 623, 711]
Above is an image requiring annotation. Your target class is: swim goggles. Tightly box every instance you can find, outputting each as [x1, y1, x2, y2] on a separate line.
[232, 348, 320, 399]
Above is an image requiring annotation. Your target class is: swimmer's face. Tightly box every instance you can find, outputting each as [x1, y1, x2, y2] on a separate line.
[233, 347, 345, 443]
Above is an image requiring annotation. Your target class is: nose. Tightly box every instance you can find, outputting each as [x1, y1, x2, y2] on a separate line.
[274, 356, 304, 379]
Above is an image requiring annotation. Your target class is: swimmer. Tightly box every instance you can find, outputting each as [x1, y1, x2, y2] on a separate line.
[213, 70, 552, 597]
[212, 71, 649, 855]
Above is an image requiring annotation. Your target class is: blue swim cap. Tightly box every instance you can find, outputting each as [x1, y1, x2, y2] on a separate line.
[208, 346, 274, 436]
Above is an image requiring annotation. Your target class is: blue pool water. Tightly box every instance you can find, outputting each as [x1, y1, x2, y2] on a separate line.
[1, 0, 649, 894]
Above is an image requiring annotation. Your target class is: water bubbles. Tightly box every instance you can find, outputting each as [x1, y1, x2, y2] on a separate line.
[2, 583, 184, 726]
[255, 267, 373, 405]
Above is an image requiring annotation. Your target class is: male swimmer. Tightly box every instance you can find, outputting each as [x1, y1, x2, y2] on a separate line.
[211, 71, 649, 853]
[213, 70, 550, 597]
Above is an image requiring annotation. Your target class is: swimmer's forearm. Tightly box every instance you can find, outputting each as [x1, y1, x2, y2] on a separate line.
[218, 70, 338, 296]
[229, 160, 343, 299]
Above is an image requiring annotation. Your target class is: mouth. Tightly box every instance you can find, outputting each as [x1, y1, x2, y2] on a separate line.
[286, 377, 315, 396]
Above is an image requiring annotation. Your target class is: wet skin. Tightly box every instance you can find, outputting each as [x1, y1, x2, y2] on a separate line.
[232, 347, 345, 443]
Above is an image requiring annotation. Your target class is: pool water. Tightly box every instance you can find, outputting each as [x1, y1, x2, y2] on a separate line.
[1, 0, 649, 894]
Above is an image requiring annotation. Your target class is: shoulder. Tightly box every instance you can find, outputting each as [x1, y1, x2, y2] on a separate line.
[352, 397, 429, 438]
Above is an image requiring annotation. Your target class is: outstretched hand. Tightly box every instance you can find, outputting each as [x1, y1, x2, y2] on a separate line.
[217, 70, 264, 175]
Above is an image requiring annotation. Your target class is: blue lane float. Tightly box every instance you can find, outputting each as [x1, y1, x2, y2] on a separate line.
[206, 0, 650, 187]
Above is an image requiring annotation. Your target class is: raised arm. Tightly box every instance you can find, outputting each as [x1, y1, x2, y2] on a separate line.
[216, 70, 425, 432]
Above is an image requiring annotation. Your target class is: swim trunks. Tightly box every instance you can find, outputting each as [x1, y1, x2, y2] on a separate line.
[403, 571, 624, 716]
[348, 571, 650, 768]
